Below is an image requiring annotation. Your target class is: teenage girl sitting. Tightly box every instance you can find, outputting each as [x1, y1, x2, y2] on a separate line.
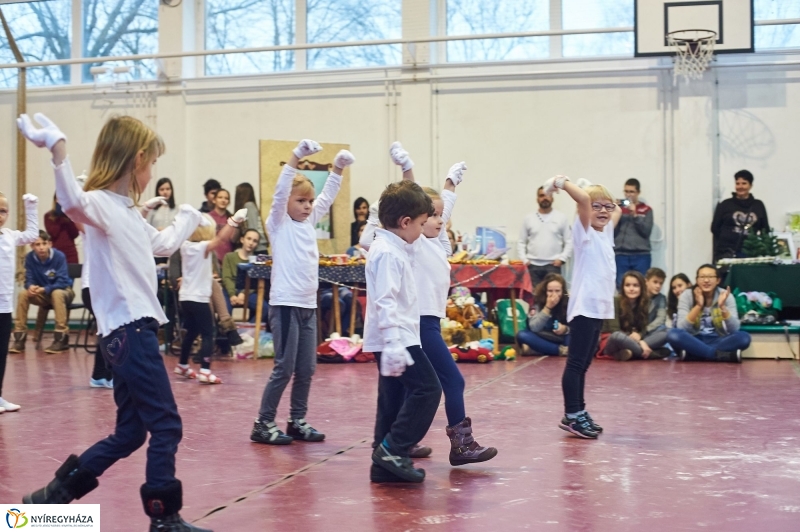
[516, 273, 570, 356]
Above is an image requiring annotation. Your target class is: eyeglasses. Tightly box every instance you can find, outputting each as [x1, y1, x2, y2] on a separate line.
[591, 203, 617, 212]
[697, 275, 718, 280]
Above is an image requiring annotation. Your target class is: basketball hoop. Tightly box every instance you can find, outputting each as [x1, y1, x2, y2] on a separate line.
[667, 29, 716, 83]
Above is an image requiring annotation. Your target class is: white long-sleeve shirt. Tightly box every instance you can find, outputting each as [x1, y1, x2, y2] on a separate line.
[517, 209, 573, 266]
[54, 158, 202, 336]
[179, 241, 212, 303]
[0, 202, 39, 313]
[363, 228, 421, 352]
[266, 164, 341, 309]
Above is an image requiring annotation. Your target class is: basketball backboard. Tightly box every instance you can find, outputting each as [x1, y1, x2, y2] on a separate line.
[634, 0, 754, 56]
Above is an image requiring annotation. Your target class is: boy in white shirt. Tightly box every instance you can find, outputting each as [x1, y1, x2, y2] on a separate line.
[0, 191, 38, 413]
[543, 175, 621, 440]
[250, 140, 355, 445]
[364, 180, 443, 483]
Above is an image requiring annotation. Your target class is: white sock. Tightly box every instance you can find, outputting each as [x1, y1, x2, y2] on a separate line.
[178, 363, 189, 369]
[200, 368, 211, 374]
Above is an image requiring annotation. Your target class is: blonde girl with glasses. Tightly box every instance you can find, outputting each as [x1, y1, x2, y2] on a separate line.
[16, 113, 212, 532]
[542, 176, 621, 439]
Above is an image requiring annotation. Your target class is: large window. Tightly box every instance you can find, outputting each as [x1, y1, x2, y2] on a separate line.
[562, 0, 633, 57]
[82, 0, 159, 81]
[0, 0, 71, 88]
[446, 0, 549, 63]
[306, 0, 401, 70]
[755, 0, 800, 49]
[205, 0, 295, 76]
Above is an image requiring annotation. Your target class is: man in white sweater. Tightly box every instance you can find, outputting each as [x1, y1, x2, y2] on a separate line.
[517, 186, 573, 288]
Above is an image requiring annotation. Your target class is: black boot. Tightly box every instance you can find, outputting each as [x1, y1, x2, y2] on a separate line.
[23, 455, 98, 504]
[142, 481, 213, 532]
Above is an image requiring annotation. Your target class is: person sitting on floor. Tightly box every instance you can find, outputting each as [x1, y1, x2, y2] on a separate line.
[667, 273, 692, 328]
[10, 230, 74, 354]
[645, 267, 667, 331]
[516, 273, 570, 356]
[602, 271, 670, 361]
[666, 264, 751, 363]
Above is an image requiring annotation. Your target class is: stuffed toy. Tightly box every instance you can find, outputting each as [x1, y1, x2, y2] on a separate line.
[446, 299, 469, 328]
[461, 296, 484, 328]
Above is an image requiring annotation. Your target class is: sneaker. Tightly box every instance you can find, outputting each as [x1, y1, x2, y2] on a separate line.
[369, 464, 417, 484]
[0, 399, 20, 412]
[45, 332, 70, 354]
[149, 513, 212, 531]
[558, 414, 598, 439]
[197, 371, 222, 385]
[286, 418, 325, 442]
[174, 365, 196, 379]
[613, 349, 633, 362]
[251, 420, 293, 445]
[679, 350, 687, 361]
[558, 345, 569, 356]
[408, 444, 432, 458]
[371, 442, 425, 483]
[9, 332, 26, 354]
[584, 411, 603, 433]
[89, 378, 113, 389]
[715, 349, 742, 363]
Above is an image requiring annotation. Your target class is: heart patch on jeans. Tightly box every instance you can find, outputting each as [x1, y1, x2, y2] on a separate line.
[100, 327, 130, 367]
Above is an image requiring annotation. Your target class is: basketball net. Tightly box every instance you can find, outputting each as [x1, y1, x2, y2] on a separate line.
[667, 29, 716, 83]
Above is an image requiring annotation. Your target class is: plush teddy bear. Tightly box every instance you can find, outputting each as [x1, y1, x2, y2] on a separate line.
[461, 296, 484, 328]
[446, 299, 469, 328]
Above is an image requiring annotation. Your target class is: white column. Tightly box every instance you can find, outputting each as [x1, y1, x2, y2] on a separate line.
[71, 0, 82, 84]
[295, 0, 306, 70]
[549, 0, 562, 59]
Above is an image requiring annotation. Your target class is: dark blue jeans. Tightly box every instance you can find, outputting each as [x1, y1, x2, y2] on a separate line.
[319, 288, 352, 332]
[373, 345, 442, 456]
[420, 316, 466, 426]
[80, 318, 182, 489]
[615, 254, 652, 288]
[667, 328, 752, 360]
[562, 316, 602, 415]
[517, 329, 569, 356]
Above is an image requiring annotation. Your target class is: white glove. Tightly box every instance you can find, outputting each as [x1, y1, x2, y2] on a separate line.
[22, 194, 38, 209]
[293, 139, 322, 159]
[367, 200, 380, 225]
[380, 339, 414, 377]
[543, 175, 570, 195]
[16, 113, 67, 151]
[446, 162, 467, 186]
[389, 141, 414, 172]
[333, 149, 355, 169]
[228, 208, 248, 227]
[576, 178, 592, 189]
[76, 173, 88, 188]
[142, 196, 168, 213]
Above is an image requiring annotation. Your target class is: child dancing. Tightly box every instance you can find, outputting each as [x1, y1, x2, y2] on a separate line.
[17, 113, 211, 532]
[363, 142, 497, 467]
[0, 191, 38, 412]
[174, 210, 246, 384]
[543, 175, 621, 439]
[250, 141, 354, 445]
[364, 179, 443, 483]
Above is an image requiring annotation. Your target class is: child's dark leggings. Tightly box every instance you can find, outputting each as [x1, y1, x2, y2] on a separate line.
[84, 288, 112, 382]
[562, 315, 602, 415]
[180, 301, 214, 370]
[80, 318, 182, 489]
[0, 313, 11, 397]
[420, 316, 466, 426]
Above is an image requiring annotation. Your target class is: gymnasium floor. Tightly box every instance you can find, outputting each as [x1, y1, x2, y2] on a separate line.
[1, 345, 800, 531]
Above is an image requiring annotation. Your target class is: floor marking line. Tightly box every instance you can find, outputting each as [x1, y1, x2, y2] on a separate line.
[194, 356, 550, 523]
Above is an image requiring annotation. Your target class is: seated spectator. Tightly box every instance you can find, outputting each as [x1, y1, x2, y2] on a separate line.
[9, 231, 74, 354]
[447, 228, 457, 255]
[320, 287, 354, 337]
[667, 273, 691, 328]
[351, 197, 369, 246]
[516, 273, 570, 356]
[44, 197, 79, 264]
[221, 229, 269, 322]
[602, 271, 669, 361]
[645, 267, 667, 331]
[208, 188, 236, 263]
[666, 264, 751, 363]
[346, 221, 367, 258]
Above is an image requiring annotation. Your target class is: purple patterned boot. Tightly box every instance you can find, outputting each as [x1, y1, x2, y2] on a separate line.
[446, 417, 498, 466]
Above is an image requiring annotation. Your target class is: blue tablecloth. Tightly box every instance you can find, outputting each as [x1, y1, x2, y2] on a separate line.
[239, 263, 367, 287]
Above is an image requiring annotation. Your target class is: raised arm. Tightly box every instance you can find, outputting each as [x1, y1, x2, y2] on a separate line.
[206, 209, 246, 256]
[310, 150, 354, 226]
[148, 205, 205, 257]
[14, 194, 40, 246]
[436, 162, 466, 253]
[360, 200, 380, 251]
[543, 176, 592, 230]
[267, 139, 322, 234]
[389, 141, 415, 181]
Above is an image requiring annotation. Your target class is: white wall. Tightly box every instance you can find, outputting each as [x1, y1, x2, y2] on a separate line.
[1, 55, 799, 295]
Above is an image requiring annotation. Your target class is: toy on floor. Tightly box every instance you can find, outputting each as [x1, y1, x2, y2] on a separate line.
[495, 346, 517, 361]
[450, 341, 494, 363]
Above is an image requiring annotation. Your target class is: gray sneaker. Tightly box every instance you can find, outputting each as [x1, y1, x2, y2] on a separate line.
[250, 420, 293, 445]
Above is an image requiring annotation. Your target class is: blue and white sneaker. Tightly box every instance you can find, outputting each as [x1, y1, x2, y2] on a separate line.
[371, 442, 425, 483]
[89, 378, 113, 389]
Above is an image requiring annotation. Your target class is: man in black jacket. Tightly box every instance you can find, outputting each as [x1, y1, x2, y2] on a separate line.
[711, 170, 770, 263]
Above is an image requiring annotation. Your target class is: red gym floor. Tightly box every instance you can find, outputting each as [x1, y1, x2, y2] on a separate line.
[1, 345, 800, 531]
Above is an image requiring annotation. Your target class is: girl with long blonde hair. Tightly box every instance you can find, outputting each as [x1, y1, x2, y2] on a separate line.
[16, 113, 211, 532]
